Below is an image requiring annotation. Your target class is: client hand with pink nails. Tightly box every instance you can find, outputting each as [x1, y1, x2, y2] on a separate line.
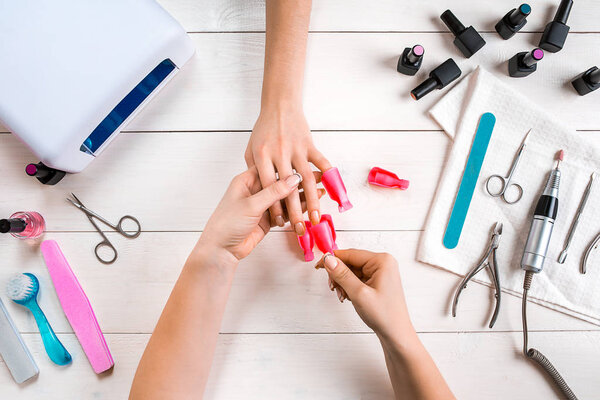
[316, 250, 455, 400]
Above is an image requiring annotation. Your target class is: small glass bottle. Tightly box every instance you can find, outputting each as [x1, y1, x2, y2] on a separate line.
[0, 211, 46, 239]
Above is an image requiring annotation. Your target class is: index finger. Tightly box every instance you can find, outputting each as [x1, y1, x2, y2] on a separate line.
[333, 248, 378, 268]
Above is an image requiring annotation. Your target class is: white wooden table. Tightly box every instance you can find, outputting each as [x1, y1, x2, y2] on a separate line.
[1, 1, 599, 398]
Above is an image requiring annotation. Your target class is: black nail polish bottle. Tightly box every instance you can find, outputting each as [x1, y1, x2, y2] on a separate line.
[411, 59, 462, 100]
[397, 45, 425, 76]
[572, 67, 600, 96]
[495, 4, 531, 40]
[539, 0, 573, 53]
[508, 48, 544, 78]
[440, 10, 486, 58]
[25, 162, 66, 185]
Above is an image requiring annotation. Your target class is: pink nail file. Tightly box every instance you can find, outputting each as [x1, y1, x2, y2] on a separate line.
[40, 240, 114, 374]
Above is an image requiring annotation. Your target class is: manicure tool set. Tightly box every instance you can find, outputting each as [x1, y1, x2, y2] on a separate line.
[443, 111, 599, 398]
[0, 209, 117, 382]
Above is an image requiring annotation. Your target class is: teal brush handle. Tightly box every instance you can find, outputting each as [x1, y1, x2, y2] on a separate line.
[27, 301, 72, 366]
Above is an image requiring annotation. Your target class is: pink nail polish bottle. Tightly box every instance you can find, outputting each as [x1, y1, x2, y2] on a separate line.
[0, 212, 46, 239]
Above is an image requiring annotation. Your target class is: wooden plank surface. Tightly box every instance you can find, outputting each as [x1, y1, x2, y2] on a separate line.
[157, 0, 600, 33]
[126, 32, 600, 132]
[1, 231, 595, 335]
[1, 332, 598, 399]
[2, 33, 599, 134]
[2, 1, 599, 399]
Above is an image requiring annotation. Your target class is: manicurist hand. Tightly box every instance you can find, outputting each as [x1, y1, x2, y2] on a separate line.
[197, 166, 325, 262]
[315, 249, 413, 341]
[316, 250, 456, 400]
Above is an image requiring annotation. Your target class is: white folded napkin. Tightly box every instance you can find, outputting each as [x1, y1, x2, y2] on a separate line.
[418, 67, 600, 325]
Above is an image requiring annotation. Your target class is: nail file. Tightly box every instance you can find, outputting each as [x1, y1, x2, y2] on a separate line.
[443, 113, 496, 249]
[0, 298, 39, 383]
[40, 240, 114, 374]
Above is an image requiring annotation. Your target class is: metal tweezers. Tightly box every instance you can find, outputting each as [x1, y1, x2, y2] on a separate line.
[452, 222, 502, 328]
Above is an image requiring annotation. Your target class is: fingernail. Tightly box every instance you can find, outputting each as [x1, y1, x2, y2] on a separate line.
[334, 287, 341, 299]
[324, 253, 338, 270]
[310, 210, 320, 225]
[275, 215, 285, 227]
[285, 173, 302, 188]
[328, 278, 334, 291]
[337, 289, 344, 302]
[295, 222, 306, 236]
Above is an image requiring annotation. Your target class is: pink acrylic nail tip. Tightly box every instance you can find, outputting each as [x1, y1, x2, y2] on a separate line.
[368, 167, 410, 190]
[297, 221, 314, 262]
[322, 167, 353, 213]
[311, 214, 338, 254]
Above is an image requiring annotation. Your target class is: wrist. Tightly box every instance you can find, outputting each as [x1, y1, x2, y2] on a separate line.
[260, 91, 303, 115]
[189, 242, 239, 274]
[377, 324, 420, 358]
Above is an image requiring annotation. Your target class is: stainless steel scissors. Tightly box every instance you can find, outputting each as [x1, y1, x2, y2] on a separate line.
[485, 130, 530, 204]
[67, 193, 141, 264]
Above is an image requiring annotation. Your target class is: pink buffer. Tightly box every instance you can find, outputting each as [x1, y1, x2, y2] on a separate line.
[322, 167, 353, 212]
[40, 240, 114, 374]
[311, 214, 338, 254]
[297, 221, 315, 261]
[368, 167, 410, 190]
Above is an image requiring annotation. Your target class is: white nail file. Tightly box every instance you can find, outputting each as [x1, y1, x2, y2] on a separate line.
[0, 298, 39, 383]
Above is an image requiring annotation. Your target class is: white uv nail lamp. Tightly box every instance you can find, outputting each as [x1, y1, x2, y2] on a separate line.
[0, 1, 195, 184]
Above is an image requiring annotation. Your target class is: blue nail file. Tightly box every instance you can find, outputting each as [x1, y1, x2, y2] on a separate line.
[443, 113, 496, 249]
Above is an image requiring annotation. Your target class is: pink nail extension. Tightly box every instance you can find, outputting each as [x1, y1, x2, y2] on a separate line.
[311, 214, 338, 254]
[368, 167, 410, 190]
[322, 168, 353, 213]
[297, 221, 315, 261]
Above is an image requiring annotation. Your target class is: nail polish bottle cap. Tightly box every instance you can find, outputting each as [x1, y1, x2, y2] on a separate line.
[0, 219, 27, 234]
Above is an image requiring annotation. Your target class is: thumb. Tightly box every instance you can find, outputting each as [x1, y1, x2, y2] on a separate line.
[250, 173, 302, 212]
[322, 253, 364, 299]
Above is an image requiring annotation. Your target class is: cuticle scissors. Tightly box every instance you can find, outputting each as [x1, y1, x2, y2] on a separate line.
[485, 129, 530, 204]
[67, 193, 141, 264]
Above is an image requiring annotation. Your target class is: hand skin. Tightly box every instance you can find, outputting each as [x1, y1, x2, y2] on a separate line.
[316, 250, 456, 400]
[245, 0, 332, 238]
[129, 168, 310, 400]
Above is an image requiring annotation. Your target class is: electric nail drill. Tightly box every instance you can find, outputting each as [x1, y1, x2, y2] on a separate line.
[508, 48, 544, 78]
[410, 59, 462, 101]
[495, 4, 531, 40]
[572, 66, 600, 96]
[521, 153, 561, 274]
[440, 10, 486, 58]
[539, 0, 573, 53]
[519, 151, 578, 400]
[397, 45, 424, 76]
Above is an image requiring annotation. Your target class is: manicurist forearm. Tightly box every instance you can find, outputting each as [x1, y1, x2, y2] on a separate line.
[129, 247, 238, 399]
[130, 169, 303, 399]
[317, 250, 455, 400]
[380, 333, 455, 400]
